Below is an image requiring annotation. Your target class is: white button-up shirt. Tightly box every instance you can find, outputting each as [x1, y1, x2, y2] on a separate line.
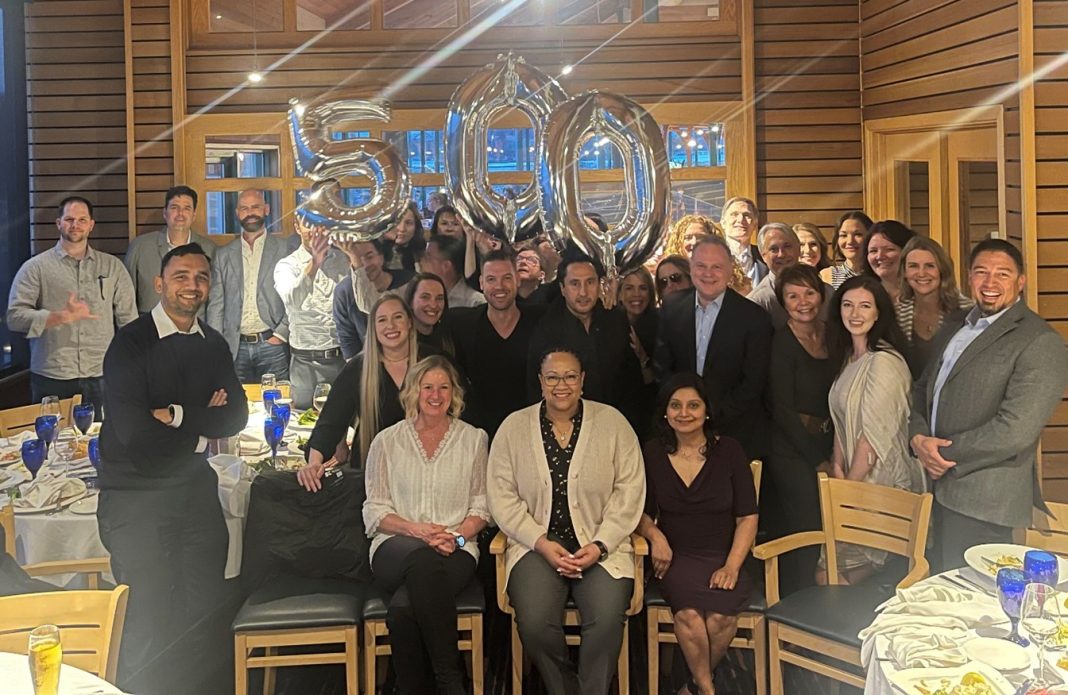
[273, 245, 348, 351]
[694, 291, 724, 376]
[239, 233, 269, 335]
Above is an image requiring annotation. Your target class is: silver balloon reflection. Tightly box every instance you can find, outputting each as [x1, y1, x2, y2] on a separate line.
[444, 54, 568, 244]
[538, 90, 670, 278]
[288, 97, 411, 241]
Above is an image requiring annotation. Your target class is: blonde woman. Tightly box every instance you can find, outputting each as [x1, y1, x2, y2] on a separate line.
[298, 293, 424, 488]
[363, 355, 489, 695]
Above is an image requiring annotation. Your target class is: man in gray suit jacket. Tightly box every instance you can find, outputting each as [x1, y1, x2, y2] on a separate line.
[910, 238, 1068, 572]
[206, 190, 295, 383]
[125, 185, 216, 313]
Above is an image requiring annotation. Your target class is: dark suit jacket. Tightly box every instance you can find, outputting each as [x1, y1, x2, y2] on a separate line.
[654, 288, 774, 458]
[909, 300, 1068, 527]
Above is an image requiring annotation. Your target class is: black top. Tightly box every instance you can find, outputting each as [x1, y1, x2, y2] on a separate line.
[306, 345, 436, 467]
[333, 269, 414, 360]
[449, 303, 545, 439]
[527, 299, 644, 432]
[99, 313, 248, 490]
[518, 282, 562, 306]
[768, 326, 836, 468]
[630, 306, 659, 360]
[540, 401, 583, 553]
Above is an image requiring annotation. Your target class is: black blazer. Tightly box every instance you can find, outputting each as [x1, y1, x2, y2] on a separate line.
[653, 288, 774, 458]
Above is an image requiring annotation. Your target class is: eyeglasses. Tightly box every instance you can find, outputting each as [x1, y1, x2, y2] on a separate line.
[657, 272, 684, 287]
[541, 373, 580, 387]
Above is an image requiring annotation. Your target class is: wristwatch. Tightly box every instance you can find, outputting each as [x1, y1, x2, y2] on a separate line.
[452, 532, 466, 549]
[593, 540, 609, 562]
[167, 404, 176, 425]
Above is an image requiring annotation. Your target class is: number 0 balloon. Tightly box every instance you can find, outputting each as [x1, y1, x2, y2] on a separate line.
[538, 90, 670, 278]
[444, 54, 568, 244]
[288, 97, 411, 241]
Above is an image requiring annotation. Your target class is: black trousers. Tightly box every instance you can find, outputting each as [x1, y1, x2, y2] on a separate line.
[30, 373, 104, 419]
[371, 536, 476, 695]
[935, 501, 1013, 574]
[97, 476, 230, 695]
[507, 552, 633, 695]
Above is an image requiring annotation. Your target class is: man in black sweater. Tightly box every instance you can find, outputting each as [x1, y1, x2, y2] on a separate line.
[97, 243, 248, 695]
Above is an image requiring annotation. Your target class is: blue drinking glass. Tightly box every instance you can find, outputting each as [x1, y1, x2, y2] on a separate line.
[997, 567, 1030, 646]
[34, 415, 58, 455]
[73, 403, 95, 436]
[264, 414, 284, 468]
[87, 437, 100, 471]
[262, 389, 282, 413]
[21, 439, 46, 479]
[1025, 550, 1059, 587]
[272, 401, 292, 435]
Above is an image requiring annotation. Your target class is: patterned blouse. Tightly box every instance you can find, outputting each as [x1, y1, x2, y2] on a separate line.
[829, 263, 860, 289]
[539, 401, 584, 553]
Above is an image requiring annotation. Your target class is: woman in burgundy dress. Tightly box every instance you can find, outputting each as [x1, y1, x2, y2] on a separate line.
[637, 373, 759, 695]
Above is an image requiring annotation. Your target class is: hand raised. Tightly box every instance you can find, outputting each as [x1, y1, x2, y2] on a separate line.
[207, 389, 228, 408]
[65, 292, 99, 323]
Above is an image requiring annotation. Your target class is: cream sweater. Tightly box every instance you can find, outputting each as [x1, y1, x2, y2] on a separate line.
[487, 400, 646, 584]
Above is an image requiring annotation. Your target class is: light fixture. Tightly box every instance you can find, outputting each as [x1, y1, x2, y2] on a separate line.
[215, 14, 223, 19]
[711, 125, 720, 132]
[696, 128, 705, 135]
[561, 64, 573, 75]
[687, 138, 697, 148]
[249, 0, 262, 85]
[247, 71, 264, 83]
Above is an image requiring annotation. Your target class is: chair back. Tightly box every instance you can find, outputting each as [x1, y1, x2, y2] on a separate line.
[817, 474, 933, 587]
[0, 395, 83, 437]
[1023, 501, 1068, 556]
[243, 382, 291, 404]
[750, 460, 762, 504]
[1, 503, 13, 558]
[0, 586, 129, 682]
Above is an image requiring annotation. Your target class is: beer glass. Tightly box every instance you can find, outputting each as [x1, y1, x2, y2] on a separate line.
[28, 624, 62, 695]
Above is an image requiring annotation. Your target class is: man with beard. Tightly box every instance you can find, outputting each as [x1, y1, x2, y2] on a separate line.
[98, 243, 248, 694]
[206, 189, 295, 382]
[125, 185, 216, 313]
[7, 196, 137, 411]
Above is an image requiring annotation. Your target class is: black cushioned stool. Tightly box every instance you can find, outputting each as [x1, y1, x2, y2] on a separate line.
[361, 579, 485, 694]
[233, 574, 365, 695]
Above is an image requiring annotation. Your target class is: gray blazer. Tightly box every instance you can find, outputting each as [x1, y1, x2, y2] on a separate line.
[124, 229, 217, 313]
[206, 234, 294, 358]
[909, 300, 1068, 528]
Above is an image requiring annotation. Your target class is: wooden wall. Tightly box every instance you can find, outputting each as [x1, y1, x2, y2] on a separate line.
[752, 0, 865, 236]
[1032, 0, 1068, 499]
[25, 0, 128, 256]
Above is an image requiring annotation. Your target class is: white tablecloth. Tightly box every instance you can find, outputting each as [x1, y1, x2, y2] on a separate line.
[0, 651, 127, 694]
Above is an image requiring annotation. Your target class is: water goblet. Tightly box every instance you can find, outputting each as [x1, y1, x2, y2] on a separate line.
[272, 400, 292, 436]
[997, 567, 1030, 646]
[39, 396, 60, 418]
[264, 414, 284, 468]
[34, 415, 59, 458]
[262, 388, 282, 414]
[1025, 550, 1059, 587]
[87, 437, 100, 471]
[260, 373, 276, 391]
[72, 403, 94, 437]
[21, 439, 46, 479]
[1021, 582, 1060, 689]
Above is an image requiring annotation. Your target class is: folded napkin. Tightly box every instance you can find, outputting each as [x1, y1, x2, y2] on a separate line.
[0, 430, 36, 459]
[15, 474, 87, 510]
[237, 431, 270, 457]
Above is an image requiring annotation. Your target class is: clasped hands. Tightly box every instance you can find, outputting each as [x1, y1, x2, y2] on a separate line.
[409, 522, 463, 557]
[151, 388, 228, 425]
[535, 536, 600, 579]
[911, 434, 956, 480]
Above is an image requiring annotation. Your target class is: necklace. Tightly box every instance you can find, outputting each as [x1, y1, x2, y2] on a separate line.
[382, 354, 408, 363]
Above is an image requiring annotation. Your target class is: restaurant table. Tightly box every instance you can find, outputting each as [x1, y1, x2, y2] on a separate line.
[0, 651, 127, 694]
[13, 506, 111, 587]
[863, 567, 1068, 694]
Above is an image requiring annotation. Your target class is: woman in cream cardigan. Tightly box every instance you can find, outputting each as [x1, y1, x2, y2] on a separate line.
[488, 348, 645, 695]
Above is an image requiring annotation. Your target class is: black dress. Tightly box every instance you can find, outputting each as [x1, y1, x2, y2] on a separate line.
[767, 326, 837, 591]
[643, 436, 757, 615]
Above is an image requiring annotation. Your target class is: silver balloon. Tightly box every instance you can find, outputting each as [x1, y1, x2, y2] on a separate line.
[287, 97, 411, 241]
[444, 53, 568, 244]
[538, 90, 670, 278]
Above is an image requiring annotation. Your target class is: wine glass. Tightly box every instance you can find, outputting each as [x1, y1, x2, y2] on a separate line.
[312, 383, 331, 414]
[997, 567, 1030, 646]
[260, 373, 276, 391]
[264, 414, 284, 468]
[272, 400, 292, 436]
[21, 439, 46, 479]
[34, 415, 58, 458]
[40, 396, 60, 418]
[1021, 582, 1060, 689]
[72, 403, 94, 438]
[1025, 550, 1059, 587]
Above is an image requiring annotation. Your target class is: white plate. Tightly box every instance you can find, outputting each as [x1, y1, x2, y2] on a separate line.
[964, 543, 1068, 584]
[889, 661, 1014, 695]
[0, 468, 29, 490]
[14, 490, 88, 515]
[962, 636, 1030, 672]
[68, 494, 99, 515]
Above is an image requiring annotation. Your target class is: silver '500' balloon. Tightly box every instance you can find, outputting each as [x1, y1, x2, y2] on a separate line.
[444, 54, 568, 244]
[538, 90, 670, 278]
[288, 97, 411, 241]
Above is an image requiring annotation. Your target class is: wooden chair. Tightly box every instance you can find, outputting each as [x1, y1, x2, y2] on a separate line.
[1020, 500, 1068, 555]
[646, 460, 765, 695]
[1, 503, 112, 589]
[243, 383, 291, 404]
[0, 394, 83, 436]
[361, 582, 485, 694]
[753, 475, 933, 694]
[490, 531, 648, 695]
[0, 585, 129, 683]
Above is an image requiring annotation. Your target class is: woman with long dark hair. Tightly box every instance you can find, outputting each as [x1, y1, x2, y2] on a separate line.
[820, 211, 873, 289]
[637, 373, 758, 695]
[383, 201, 427, 272]
[404, 272, 454, 357]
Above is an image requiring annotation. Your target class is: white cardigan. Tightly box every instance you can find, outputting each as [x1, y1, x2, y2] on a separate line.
[487, 400, 646, 585]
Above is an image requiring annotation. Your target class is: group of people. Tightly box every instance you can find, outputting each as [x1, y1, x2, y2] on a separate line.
[5, 186, 1067, 695]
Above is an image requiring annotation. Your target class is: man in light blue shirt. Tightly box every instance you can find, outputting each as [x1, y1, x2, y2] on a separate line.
[694, 291, 723, 377]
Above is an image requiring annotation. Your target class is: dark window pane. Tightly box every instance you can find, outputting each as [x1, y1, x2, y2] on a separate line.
[665, 124, 725, 168]
[205, 135, 281, 179]
[578, 137, 624, 170]
[206, 190, 283, 235]
[487, 128, 536, 172]
[384, 130, 444, 174]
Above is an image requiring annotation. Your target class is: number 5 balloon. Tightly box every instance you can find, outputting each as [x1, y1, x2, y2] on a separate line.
[538, 90, 670, 278]
[445, 53, 568, 244]
[288, 96, 411, 241]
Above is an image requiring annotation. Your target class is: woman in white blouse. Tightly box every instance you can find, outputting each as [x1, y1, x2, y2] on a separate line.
[362, 354, 490, 695]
